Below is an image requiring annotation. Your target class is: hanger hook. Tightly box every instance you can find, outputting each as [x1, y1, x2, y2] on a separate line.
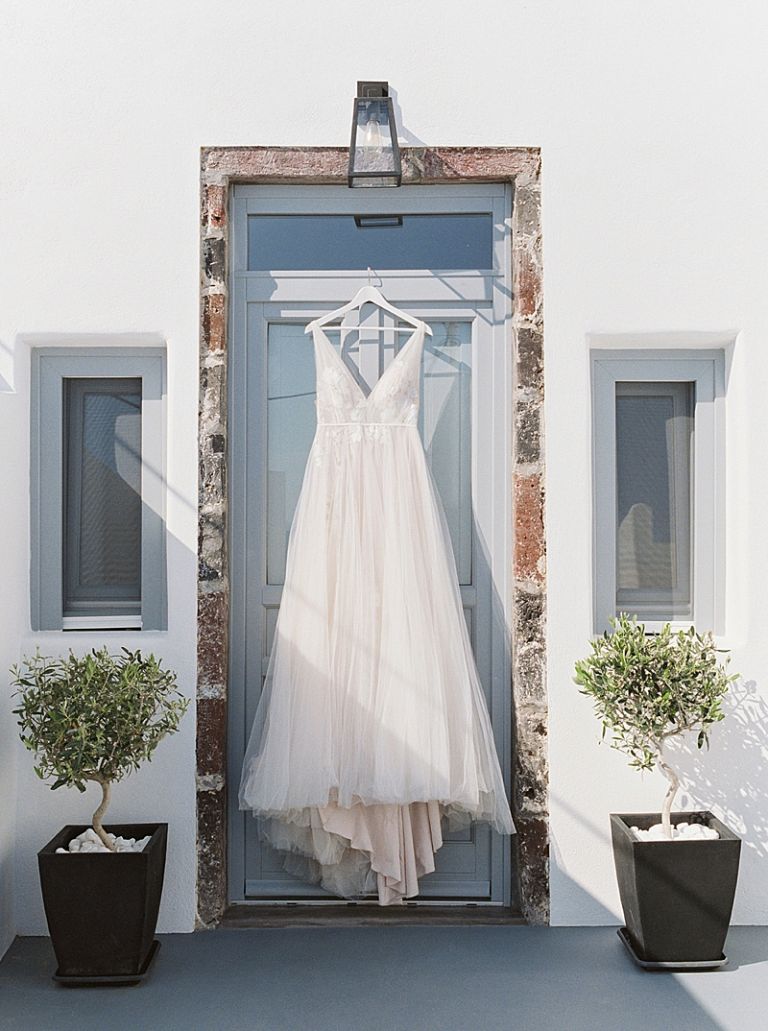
[367, 266, 373, 285]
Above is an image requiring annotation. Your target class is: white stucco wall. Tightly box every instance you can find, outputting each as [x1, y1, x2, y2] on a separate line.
[1, 1, 767, 939]
[0, 373, 21, 955]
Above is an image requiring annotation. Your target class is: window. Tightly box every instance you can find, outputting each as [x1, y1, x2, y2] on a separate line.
[246, 213, 494, 271]
[31, 348, 166, 631]
[592, 352, 724, 634]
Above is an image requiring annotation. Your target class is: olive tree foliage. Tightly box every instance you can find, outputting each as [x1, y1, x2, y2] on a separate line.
[574, 615, 736, 837]
[11, 647, 189, 851]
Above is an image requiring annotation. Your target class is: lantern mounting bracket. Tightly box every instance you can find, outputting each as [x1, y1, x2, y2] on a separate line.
[357, 81, 389, 99]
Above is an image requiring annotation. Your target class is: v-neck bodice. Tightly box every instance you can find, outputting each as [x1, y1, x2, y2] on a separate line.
[312, 323, 425, 427]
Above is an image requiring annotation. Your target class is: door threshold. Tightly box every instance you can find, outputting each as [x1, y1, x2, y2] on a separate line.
[218, 904, 525, 928]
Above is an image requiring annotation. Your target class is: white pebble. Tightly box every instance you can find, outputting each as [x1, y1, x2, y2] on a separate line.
[57, 829, 151, 854]
[630, 821, 720, 842]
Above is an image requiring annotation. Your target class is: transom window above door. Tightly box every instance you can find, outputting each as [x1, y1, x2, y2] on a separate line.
[232, 185, 508, 298]
[247, 213, 494, 271]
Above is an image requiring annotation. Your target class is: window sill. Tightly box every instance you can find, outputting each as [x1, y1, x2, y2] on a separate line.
[62, 616, 143, 631]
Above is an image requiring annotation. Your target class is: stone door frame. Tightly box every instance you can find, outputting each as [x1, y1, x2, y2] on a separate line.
[197, 146, 547, 926]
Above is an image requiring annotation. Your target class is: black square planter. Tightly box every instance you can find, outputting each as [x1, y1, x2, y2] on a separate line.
[611, 811, 741, 964]
[38, 823, 167, 983]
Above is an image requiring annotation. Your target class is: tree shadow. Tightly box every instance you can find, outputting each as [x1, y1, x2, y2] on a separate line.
[664, 678, 768, 968]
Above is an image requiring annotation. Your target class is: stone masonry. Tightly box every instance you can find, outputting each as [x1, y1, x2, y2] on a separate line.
[198, 147, 547, 926]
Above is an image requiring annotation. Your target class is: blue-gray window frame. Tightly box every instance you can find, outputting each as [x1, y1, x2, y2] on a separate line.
[30, 347, 167, 631]
[591, 349, 725, 636]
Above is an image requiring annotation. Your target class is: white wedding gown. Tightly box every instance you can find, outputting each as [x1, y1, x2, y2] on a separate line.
[239, 320, 515, 904]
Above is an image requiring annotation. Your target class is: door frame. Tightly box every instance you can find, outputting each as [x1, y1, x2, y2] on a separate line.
[229, 184, 512, 904]
[197, 146, 547, 925]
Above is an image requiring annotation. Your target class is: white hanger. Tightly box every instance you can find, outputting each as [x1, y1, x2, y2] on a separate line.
[305, 283, 433, 337]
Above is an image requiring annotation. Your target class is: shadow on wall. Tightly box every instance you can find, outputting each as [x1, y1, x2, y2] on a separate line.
[671, 679, 768, 902]
[0, 336, 15, 392]
[549, 820, 618, 924]
[388, 87, 426, 147]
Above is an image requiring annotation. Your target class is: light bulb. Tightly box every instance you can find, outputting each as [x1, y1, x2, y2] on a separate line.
[361, 113, 385, 153]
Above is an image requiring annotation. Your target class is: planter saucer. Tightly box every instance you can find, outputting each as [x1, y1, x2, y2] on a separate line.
[53, 939, 161, 987]
[617, 927, 727, 971]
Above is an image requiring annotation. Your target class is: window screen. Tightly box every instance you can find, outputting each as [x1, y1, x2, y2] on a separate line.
[63, 378, 142, 618]
[615, 381, 694, 618]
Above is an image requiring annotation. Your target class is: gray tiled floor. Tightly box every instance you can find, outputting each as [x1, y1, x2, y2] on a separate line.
[1, 926, 767, 1031]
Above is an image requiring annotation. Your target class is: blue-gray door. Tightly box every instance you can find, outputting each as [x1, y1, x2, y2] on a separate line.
[228, 185, 514, 905]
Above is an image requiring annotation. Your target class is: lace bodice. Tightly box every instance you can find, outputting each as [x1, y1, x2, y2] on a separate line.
[312, 323, 425, 428]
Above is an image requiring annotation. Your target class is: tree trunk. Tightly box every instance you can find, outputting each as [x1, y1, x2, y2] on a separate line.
[91, 777, 116, 851]
[657, 744, 680, 839]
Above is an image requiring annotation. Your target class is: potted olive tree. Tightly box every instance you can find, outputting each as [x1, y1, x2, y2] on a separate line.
[574, 615, 741, 969]
[11, 646, 188, 985]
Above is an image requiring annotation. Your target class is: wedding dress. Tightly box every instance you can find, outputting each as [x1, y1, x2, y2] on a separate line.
[238, 317, 515, 904]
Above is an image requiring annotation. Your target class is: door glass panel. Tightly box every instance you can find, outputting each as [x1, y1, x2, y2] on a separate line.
[63, 378, 142, 615]
[615, 381, 693, 617]
[265, 320, 473, 586]
[422, 322, 473, 585]
[248, 214, 493, 271]
[266, 325, 317, 585]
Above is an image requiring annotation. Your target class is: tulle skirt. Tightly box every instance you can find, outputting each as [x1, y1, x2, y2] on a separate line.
[239, 422, 515, 903]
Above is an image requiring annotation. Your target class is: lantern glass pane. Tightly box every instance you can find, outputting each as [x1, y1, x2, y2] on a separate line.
[352, 176, 399, 188]
[352, 98, 397, 176]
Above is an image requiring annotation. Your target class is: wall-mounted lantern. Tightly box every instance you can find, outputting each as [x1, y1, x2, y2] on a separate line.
[348, 81, 402, 188]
